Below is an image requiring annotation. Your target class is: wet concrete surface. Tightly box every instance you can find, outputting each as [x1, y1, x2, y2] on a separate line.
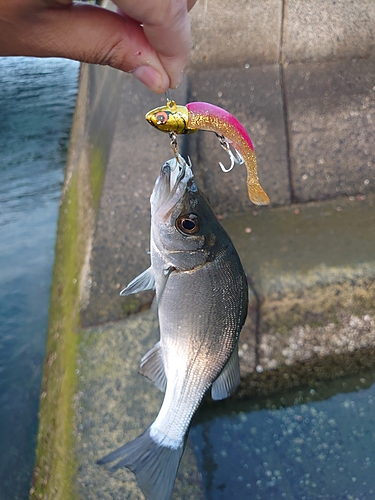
[190, 370, 375, 500]
[75, 312, 204, 499]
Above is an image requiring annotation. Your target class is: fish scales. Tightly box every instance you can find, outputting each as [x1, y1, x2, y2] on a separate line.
[98, 156, 248, 500]
[154, 255, 247, 444]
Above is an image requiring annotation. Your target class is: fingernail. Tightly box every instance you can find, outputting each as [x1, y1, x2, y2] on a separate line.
[132, 66, 162, 90]
[170, 70, 184, 89]
[175, 71, 184, 88]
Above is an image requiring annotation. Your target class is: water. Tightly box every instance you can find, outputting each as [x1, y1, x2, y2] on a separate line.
[190, 372, 375, 499]
[0, 57, 79, 499]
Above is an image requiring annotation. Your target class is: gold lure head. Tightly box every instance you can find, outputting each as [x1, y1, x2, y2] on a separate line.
[145, 100, 197, 135]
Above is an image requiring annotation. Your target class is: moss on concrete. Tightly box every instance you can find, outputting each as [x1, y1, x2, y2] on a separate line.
[30, 172, 81, 500]
[261, 278, 375, 335]
[238, 345, 375, 399]
[89, 146, 106, 212]
[31, 64, 109, 500]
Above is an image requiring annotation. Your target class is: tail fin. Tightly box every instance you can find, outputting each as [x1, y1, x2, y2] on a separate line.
[97, 429, 184, 500]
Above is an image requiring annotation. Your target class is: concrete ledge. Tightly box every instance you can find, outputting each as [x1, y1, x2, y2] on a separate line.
[80, 76, 189, 327]
[227, 194, 375, 394]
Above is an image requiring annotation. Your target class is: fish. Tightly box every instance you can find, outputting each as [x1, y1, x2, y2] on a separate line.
[145, 99, 270, 206]
[97, 155, 248, 500]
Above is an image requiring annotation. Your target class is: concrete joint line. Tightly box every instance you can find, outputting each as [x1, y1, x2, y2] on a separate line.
[278, 0, 295, 204]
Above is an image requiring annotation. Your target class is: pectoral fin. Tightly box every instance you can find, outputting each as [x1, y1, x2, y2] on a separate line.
[120, 267, 155, 296]
[139, 342, 167, 392]
[151, 267, 175, 313]
[211, 345, 241, 400]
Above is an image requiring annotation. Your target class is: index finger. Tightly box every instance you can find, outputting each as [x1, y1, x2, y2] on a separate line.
[114, 0, 196, 88]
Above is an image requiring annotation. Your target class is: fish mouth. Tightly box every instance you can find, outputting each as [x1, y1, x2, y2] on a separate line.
[150, 156, 193, 221]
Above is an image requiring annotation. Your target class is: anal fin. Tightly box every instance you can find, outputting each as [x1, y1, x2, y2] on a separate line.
[211, 344, 240, 400]
[139, 342, 167, 392]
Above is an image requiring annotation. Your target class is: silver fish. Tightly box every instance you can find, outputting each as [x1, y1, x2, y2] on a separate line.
[98, 156, 248, 500]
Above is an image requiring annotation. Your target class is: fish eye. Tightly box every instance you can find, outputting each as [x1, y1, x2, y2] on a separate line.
[176, 214, 200, 235]
[156, 111, 169, 124]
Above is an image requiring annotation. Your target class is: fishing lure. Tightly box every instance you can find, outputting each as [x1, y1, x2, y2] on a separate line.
[145, 99, 270, 206]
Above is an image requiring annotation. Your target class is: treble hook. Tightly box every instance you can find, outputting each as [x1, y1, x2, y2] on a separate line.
[169, 131, 178, 156]
[215, 134, 244, 173]
[169, 131, 185, 167]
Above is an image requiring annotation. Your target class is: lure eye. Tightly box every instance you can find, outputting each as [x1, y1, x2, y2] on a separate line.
[155, 111, 169, 125]
[176, 214, 200, 235]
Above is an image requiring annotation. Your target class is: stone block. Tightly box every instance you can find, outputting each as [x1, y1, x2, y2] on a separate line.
[187, 66, 291, 214]
[283, 0, 375, 64]
[285, 59, 375, 202]
[188, 0, 282, 70]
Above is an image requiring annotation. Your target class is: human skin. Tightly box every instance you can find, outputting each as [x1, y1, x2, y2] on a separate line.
[0, 0, 197, 93]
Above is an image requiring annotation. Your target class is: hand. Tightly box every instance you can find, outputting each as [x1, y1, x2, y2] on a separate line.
[0, 0, 197, 93]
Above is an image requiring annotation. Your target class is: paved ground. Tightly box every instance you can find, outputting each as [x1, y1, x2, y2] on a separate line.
[80, 1, 375, 327]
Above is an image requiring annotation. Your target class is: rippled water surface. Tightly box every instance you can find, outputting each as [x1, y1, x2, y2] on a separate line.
[0, 57, 79, 499]
[190, 372, 375, 500]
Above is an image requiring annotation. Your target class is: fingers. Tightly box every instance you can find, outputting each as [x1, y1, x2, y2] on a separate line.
[0, 0, 198, 92]
[0, 3, 170, 93]
[113, 0, 195, 88]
